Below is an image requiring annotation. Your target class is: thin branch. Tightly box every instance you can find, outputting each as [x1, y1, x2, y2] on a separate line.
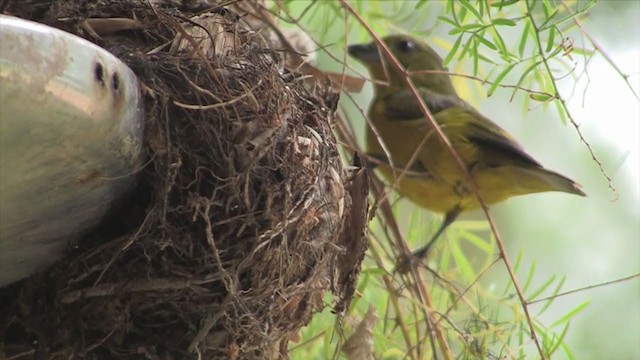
[527, 2, 618, 201]
[528, 273, 640, 305]
[410, 69, 559, 100]
[332, 102, 421, 358]
[560, 0, 640, 101]
[368, 243, 420, 360]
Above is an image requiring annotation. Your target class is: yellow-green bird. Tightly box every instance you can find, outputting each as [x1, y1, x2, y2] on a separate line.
[348, 35, 585, 260]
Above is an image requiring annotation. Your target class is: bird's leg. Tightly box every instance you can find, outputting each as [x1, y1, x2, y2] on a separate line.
[395, 207, 461, 273]
[411, 207, 461, 259]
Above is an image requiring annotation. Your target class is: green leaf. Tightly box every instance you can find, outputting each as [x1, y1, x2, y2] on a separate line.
[444, 35, 464, 65]
[461, 23, 486, 31]
[492, 18, 517, 26]
[451, 233, 475, 281]
[459, 0, 483, 21]
[449, 24, 486, 35]
[523, 261, 537, 293]
[542, 0, 554, 18]
[450, 0, 460, 22]
[487, 63, 516, 96]
[491, 0, 520, 8]
[415, 0, 428, 9]
[513, 251, 524, 273]
[512, 61, 541, 100]
[490, 27, 509, 57]
[476, 34, 498, 50]
[459, 35, 475, 60]
[538, 276, 567, 315]
[518, 327, 526, 358]
[539, 8, 560, 30]
[472, 38, 480, 75]
[438, 15, 460, 29]
[528, 274, 556, 299]
[529, 92, 555, 102]
[460, 229, 492, 253]
[477, 52, 497, 64]
[562, 341, 577, 360]
[570, 46, 595, 56]
[548, 321, 571, 356]
[546, 26, 556, 53]
[518, 21, 532, 57]
[551, 301, 590, 327]
[478, 0, 487, 18]
[360, 267, 387, 276]
[458, 3, 469, 22]
[554, 97, 568, 123]
[445, 0, 454, 14]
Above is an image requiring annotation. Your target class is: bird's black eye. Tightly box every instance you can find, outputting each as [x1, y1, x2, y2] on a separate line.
[397, 39, 416, 53]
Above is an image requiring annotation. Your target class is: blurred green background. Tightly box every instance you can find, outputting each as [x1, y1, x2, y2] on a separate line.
[275, 1, 639, 358]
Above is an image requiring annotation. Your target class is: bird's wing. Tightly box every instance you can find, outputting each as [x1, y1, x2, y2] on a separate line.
[366, 153, 433, 180]
[438, 106, 542, 168]
[383, 88, 542, 169]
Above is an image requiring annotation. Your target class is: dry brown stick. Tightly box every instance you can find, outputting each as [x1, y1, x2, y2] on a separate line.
[338, 77, 447, 359]
[333, 110, 419, 360]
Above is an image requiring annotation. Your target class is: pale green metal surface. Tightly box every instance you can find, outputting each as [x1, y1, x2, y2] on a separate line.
[0, 15, 144, 285]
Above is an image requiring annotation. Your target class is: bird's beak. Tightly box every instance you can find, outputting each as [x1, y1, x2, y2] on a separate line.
[347, 42, 380, 64]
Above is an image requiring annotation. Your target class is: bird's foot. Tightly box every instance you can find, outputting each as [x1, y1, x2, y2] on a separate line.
[395, 249, 428, 274]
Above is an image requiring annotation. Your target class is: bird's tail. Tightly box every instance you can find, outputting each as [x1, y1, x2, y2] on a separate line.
[521, 167, 586, 196]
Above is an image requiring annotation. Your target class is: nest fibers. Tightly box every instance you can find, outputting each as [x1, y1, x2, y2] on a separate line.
[0, 1, 369, 358]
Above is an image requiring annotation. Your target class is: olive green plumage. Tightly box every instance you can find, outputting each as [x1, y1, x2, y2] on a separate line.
[348, 34, 585, 259]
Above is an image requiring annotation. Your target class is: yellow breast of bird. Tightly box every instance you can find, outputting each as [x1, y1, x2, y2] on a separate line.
[366, 100, 523, 213]
[367, 101, 473, 213]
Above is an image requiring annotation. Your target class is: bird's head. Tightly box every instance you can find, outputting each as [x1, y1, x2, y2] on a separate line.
[348, 35, 457, 97]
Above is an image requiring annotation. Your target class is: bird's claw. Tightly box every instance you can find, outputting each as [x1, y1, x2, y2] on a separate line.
[395, 252, 424, 274]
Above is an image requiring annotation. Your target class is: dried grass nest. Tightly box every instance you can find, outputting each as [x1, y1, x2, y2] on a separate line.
[0, 1, 368, 359]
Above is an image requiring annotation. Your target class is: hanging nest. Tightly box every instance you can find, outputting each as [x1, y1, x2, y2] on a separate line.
[0, 0, 369, 359]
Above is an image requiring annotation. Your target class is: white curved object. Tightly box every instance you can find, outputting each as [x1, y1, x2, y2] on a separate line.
[0, 15, 144, 286]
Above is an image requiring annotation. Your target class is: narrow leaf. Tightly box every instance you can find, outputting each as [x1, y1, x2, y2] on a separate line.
[490, 28, 509, 57]
[519, 21, 532, 57]
[551, 301, 590, 327]
[459, 0, 483, 21]
[528, 274, 557, 299]
[487, 63, 516, 96]
[459, 35, 475, 60]
[542, 0, 554, 18]
[491, 0, 520, 8]
[538, 276, 567, 315]
[438, 15, 460, 29]
[539, 8, 560, 30]
[554, 98, 568, 123]
[445, 35, 464, 65]
[512, 61, 541, 100]
[523, 261, 537, 293]
[548, 321, 571, 356]
[458, 3, 469, 22]
[546, 26, 556, 53]
[492, 18, 517, 26]
[476, 34, 498, 50]
[529, 92, 555, 102]
[473, 38, 479, 75]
